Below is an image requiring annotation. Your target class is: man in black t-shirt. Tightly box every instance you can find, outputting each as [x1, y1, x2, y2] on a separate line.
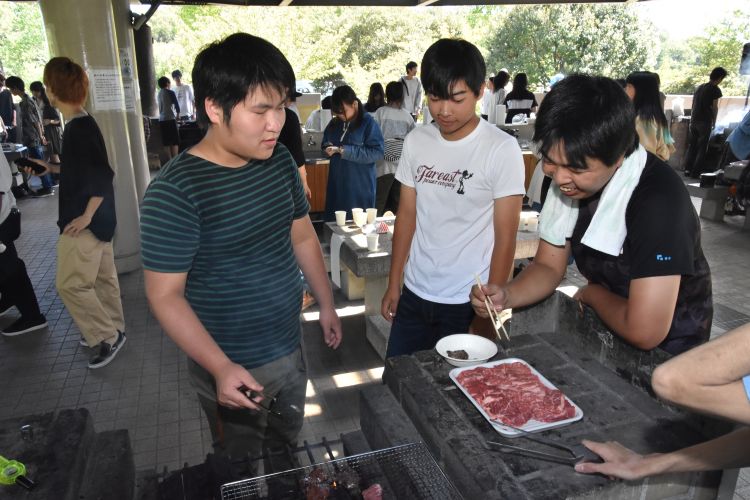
[0, 73, 16, 143]
[684, 67, 727, 178]
[472, 74, 712, 355]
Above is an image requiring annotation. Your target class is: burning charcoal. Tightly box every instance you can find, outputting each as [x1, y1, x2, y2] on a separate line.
[447, 349, 469, 360]
[333, 466, 359, 490]
[304, 467, 331, 500]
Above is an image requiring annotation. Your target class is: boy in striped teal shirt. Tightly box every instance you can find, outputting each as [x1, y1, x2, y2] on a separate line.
[140, 33, 342, 476]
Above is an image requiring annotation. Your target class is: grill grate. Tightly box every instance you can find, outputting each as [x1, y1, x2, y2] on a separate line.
[220, 442, 463, 500]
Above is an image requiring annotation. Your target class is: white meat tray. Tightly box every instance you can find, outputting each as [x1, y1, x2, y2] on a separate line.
[449, 357, 583, 438]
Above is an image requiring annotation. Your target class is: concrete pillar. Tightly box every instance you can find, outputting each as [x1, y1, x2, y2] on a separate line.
[39, 0, 141, 273]
[133, 24, 157, 118]
[112, 0, 151, 202]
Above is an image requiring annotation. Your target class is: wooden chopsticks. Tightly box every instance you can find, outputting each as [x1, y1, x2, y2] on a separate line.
[474, 274, 510, 343]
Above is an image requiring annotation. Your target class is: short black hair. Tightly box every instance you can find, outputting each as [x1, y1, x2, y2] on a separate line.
[710, 67, 727, 81]
[192, 32, 295, 128]
[406, 61, 417, 71]
[5, 76, 24, 92]
[321, 95, 332, 110]
[533, 74, 638, 169]
[385, 81, 403, 104]
[421, 39, 485, 99]
[157, 76, 170, 89]
[172, 69, 182, 78]
[493, 70, 510, 89]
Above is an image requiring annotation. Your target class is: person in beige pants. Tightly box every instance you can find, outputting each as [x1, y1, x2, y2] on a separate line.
[27, 57, 126, 369]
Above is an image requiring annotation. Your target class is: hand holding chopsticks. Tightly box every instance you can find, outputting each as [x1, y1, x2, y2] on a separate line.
[473, 274, 510, 343]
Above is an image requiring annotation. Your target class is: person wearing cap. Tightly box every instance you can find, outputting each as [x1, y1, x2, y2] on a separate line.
[171, 70, 195, 121]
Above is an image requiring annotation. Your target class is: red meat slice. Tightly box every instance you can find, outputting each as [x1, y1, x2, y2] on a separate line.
[457, 362, 575, 427]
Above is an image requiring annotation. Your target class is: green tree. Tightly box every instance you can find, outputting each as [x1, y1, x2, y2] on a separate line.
[659, 10, 750, 95]
[0, 3, 49, 83]
[484, 4, 657, 90]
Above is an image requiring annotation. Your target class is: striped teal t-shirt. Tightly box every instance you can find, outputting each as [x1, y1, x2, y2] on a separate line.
[140, 146, 309, 369]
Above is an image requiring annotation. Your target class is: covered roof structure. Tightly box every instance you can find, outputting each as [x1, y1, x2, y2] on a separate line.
[137, 0, 648, 6]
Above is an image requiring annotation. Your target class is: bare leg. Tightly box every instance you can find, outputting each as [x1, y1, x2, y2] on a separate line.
[652, 323, 750, 424]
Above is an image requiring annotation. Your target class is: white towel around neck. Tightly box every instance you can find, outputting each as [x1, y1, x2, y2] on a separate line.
[539, 145, 648, 256]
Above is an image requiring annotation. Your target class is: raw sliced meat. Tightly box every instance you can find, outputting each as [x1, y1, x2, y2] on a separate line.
[456, 361, 575, 427]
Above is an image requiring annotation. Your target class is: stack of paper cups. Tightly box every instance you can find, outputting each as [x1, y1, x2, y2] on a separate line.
[496, 104, 506, 125]
[488, 100, 497, 124]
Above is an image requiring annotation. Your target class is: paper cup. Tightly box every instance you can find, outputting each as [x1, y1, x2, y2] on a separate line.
[335, 211, 347, 226]
[366, 208, 377, 224]
[366, 233, 379, 251]
[527, 216, 538, 232]
[351, 208, 363, 215]
[353, 211, 367, 227]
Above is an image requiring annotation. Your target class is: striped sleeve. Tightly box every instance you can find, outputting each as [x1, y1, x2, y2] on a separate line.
[290, 156, 310, 220]
[140, 178, 200, 273]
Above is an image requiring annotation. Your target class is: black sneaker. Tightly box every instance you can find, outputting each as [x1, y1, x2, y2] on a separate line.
[32, 187, 54, 198]
[1, 316, 48, 336]
[88, 331, 126, 369]
[79, 336, 88, 347]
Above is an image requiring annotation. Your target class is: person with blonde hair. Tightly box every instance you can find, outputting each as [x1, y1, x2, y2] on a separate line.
[25, 57, 126, 369]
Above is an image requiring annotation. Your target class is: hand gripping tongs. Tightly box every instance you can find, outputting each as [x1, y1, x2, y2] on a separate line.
[487, 423, 602, 467]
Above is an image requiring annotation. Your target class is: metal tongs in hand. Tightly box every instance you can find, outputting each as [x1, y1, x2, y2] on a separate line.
[474, 274, 510, 344]
[487, 423, 602, 467]
[239, 387, 302, 421]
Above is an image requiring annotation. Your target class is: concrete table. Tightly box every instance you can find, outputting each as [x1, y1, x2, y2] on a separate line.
[686, 183, 728, 222]
[367, 291, 734, 500]
[324, 219, 541, 359]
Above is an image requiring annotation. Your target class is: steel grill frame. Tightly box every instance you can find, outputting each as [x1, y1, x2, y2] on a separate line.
[220, 442, 463, 499]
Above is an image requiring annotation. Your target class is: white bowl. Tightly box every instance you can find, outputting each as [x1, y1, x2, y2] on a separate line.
[435, 334, 498, 367]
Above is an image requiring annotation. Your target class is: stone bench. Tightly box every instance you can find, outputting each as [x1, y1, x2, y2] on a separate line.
[686, 183, 728, 222]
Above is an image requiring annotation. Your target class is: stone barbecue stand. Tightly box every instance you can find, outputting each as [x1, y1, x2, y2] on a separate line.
[0, 408, 134, 499]
[361, 292, 738, 500]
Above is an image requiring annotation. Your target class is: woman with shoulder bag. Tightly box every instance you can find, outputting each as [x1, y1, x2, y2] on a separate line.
[0, 153, 47, 337]
[373, 81, 416, 214]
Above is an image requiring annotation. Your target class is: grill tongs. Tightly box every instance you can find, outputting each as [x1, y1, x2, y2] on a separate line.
[487, 424, 602, 467]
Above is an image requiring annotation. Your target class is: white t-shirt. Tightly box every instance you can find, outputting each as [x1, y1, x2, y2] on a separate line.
[400, 77, 422, 115]
[0, 153, 16, 225]
[174, 83, 194, 118]
[395, 119, 525, 303]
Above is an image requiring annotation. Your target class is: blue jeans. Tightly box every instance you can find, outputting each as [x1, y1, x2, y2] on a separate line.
[28, 146, 53, 189]
[385, 285, 474, 358]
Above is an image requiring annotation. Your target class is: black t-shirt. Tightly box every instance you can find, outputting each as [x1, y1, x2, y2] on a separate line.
[570, 154, 712, 355]
[691, 82, 722, 124]
[278, 108, 305, 167]
[59, 115, 117, 242]
[0, 88, 13, 126]
[503, 89, 538, 124]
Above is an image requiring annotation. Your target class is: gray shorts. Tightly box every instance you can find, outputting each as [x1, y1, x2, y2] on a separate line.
[188, 346, 307, 477]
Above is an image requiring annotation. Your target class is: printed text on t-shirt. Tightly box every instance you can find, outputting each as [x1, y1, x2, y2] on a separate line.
[415, 165, 474, 195]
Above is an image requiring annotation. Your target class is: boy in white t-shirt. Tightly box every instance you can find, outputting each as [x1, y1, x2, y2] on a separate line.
[381, 38, 525, 358]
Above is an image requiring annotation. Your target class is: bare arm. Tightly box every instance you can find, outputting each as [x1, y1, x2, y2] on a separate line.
[381, 185, 416, 321]
[63, 196, 103, 237]
[144, 270, 263, 409]
[576, 427, 750, 480]
[291, 216, 342, 349]
[487, 195, 522, 286]
[575, 275, 679, 351]
[472, 239, 569, 316]
[651, 323, 750, 424]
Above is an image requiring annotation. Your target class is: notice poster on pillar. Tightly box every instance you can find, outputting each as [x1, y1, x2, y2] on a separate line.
[119, 48, 138, 113]
[89, 68, 126, 112]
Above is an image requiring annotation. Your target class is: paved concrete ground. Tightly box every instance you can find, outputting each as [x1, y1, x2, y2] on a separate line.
[1, 185, 749, 498]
